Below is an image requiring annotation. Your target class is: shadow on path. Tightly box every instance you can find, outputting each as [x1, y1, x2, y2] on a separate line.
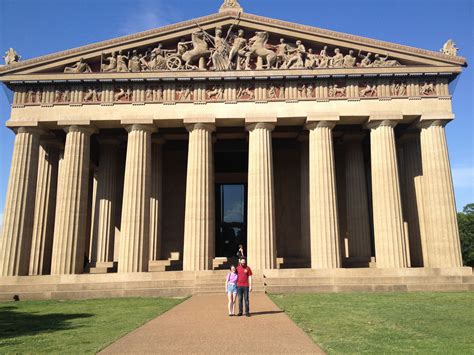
[247, 310, 284, 316]
[0, 306, 93, 339]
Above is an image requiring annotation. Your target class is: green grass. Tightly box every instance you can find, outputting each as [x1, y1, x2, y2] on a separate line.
[270, 292, 474, 354]
[0, 297, 186, 354]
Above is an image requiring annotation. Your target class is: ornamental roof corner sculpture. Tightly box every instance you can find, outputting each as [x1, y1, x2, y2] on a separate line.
[0, 1, 467, 79]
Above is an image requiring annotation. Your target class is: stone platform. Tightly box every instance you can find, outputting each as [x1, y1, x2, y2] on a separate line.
[0, 267, 472, 301]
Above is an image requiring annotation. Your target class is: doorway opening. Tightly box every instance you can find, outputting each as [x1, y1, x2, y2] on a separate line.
[215, 184, 247, 258]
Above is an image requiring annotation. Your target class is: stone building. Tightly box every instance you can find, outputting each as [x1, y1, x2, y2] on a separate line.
[0, 1, 468, 285]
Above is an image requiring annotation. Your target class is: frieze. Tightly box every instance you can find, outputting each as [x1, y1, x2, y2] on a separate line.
[11, 76, 449, 107]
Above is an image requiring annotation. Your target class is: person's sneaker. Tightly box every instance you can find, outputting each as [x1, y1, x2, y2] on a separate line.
[237, 313, 242, 317]
[246, 313, 251, 317]
[229, 314, 233, 317]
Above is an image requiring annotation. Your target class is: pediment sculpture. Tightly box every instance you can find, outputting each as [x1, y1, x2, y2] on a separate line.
[3, 48, 21, 65]
[63, 22, 403, 74]
[440, 39, 458, 56]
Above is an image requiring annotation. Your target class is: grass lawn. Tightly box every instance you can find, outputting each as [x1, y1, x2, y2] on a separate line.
[0, 297, 186, 353]
[270, 292, 474, 354]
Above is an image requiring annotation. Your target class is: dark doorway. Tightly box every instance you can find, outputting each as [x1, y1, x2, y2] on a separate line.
[215, 184, 247, 257]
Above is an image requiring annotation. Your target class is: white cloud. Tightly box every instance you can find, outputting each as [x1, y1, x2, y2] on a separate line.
[452, 165, 474, 189]
[118, 1, 184, 36]
[224, 201, 244, 223]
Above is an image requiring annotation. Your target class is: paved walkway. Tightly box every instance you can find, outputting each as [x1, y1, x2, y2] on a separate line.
[100, 293, 324, 354]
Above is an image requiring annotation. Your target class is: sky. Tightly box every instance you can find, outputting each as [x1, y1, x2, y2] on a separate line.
[0, 0, 473, 228]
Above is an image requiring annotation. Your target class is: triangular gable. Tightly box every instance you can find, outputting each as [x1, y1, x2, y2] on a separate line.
[0, 10, 466, 78]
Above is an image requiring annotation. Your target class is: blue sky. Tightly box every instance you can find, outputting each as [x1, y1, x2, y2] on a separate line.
[0, 0, 472, 227]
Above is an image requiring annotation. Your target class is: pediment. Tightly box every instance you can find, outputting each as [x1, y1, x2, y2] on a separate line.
[0, 10, 466, 79]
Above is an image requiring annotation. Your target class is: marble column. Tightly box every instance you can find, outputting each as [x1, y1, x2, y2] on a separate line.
[399, 133, 426, 267]
[119, 124, 154, 273]
[94, 138, 119, 267]
[344, 133, 371, 260]
[51, 125, 94, 275]
[298, 135, 310, 259]
[183, 123, 215, 271]
[307, 121, 341, 269]
[419, 119, 462, 267]
[0, 127, 41, 276]
[150, 137, 165, 261]
[247, 122, 276, 270]
[29, 139, 60, 275]
[368, 120, 408, 268]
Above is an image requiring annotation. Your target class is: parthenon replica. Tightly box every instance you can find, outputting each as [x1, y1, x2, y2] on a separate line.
[0, 0, 471, 298]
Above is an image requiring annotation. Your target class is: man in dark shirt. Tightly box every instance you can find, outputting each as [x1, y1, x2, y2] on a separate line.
[236, 258, 252, 317]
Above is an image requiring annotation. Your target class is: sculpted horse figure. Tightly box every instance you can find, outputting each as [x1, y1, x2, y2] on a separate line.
[182, 31, 211, 70]
[245, 31, 277, 70]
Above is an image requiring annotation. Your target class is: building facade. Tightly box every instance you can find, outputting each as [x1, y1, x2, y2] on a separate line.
[0, 1, 467, 277]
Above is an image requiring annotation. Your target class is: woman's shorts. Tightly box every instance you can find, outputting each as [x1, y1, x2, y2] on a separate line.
[227, 283, 237, 294]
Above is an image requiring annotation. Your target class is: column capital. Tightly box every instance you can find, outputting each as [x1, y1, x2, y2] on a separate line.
[14, 126, 46, 136]
[245, 122, 275, 132]
[185, 123, 216, 133]
[366, 119, 398, 130]
[369, 111, 403, 122]
[64, 125, 97, 135]
[306, 112, 339, 122]
[417, 119, 450, 129]
[124, 124, 156, 133]
[305, 121, 336, 131]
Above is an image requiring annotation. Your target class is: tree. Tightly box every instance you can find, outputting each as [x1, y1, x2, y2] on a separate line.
[458, 203, 474, 267]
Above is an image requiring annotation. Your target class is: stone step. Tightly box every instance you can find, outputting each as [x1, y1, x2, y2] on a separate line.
[266, 282, 473, 294]
[193, 290, 266, 295]
[0, 286, 194, 301]
[406, 283, 472, 292]
[263, 275, 465, 286]
[263, 267, 473, 278]
[462, 275, 474, 283]
[0, 279, 195, 293]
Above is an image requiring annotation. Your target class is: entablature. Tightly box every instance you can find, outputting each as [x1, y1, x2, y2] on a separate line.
[9, 72, 452, 109]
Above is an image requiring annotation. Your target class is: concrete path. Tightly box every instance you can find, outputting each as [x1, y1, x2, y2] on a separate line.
[100, 293, 324, 354]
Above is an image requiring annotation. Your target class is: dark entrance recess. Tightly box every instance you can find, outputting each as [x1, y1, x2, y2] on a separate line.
[214, 140, 248, 258]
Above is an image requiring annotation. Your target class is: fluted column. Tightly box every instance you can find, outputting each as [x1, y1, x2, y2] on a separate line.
[368, 120, 408, 268]
[29, 139, 60, 275]
[119, 124, 154, 273]
[51, 125, 94, 275]
[0, 127, 41, 276]
[95, 138, 119, 267]
[150, 137, 165, 261]
[399, 133, 426, 267]
[419, 119, 462, 267]
[307, 121, 341, 269]
[183, 123, 215, 271]
[298, 135, 310, 259]
[247, 122, 276, 270]
[344, 133, 371, 260]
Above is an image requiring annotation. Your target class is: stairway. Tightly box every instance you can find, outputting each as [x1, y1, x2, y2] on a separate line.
[263, 268, 474, 293]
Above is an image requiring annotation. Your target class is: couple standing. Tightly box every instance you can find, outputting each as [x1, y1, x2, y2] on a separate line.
[225, 257, 252, 317]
